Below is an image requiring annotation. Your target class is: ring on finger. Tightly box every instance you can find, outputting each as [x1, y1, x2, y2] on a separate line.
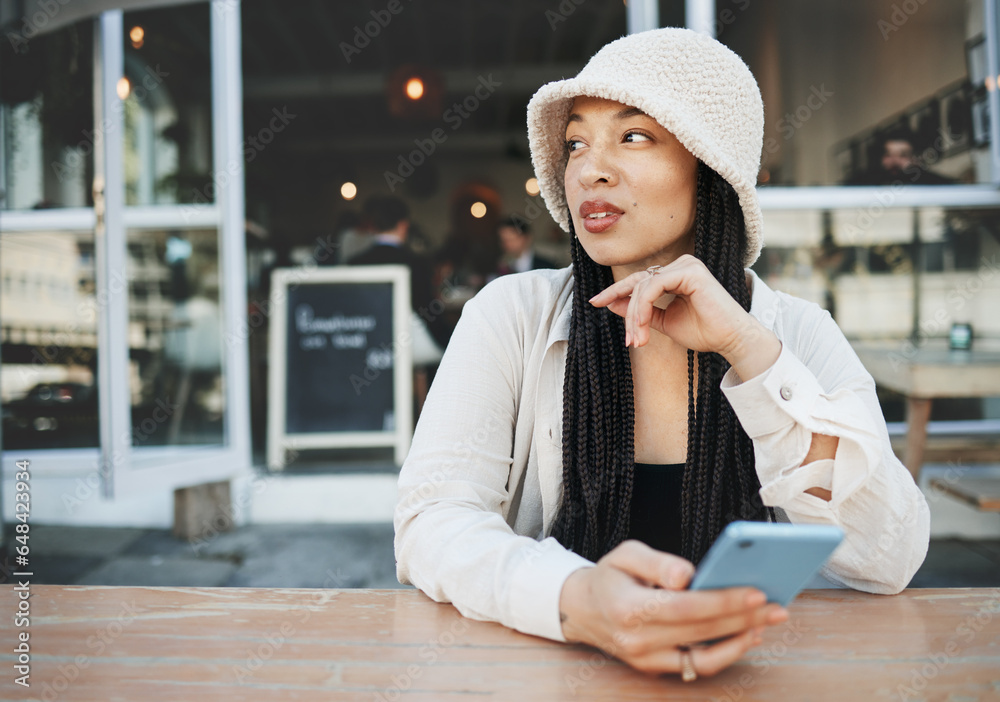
[645, 265, 663, 276]
[678, 645, 697, 683]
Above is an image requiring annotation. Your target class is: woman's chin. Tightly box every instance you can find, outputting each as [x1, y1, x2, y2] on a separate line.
[578, 240, 641, 269]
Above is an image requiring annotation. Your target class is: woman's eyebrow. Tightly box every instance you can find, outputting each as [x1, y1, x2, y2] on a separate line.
[615, 107, 648, 120]
[566, 106, 650, 126]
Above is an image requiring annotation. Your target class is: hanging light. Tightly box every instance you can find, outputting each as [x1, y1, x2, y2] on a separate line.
[525, 177, 540, 196]
[129, 26, 144, 49]
[470, 202, 487, 218]
[117, 77, 131, 100]
[340, 182, 358, 201]
[405, 77, 425, 101]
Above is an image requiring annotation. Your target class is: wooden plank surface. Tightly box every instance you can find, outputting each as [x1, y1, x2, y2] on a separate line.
[931, 477, 1000, 511]
[1, 586, 999, 701]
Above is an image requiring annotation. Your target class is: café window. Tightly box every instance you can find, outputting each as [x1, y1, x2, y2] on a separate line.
[0, 19, 94, 210]
[122, 3, 213, 206]
[717, 0, 991, 187]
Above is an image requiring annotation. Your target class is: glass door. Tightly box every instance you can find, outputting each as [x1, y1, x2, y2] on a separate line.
[0, 1, 250, 502]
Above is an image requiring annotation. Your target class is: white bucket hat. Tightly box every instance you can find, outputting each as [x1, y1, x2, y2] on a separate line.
[527, 27, 765, 266]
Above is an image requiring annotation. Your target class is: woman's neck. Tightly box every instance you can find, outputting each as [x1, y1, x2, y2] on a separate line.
[609, 242, 694, 283]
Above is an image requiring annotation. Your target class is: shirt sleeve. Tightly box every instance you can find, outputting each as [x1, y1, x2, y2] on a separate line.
[720, 307, 930, 595]
[394, 280, 592, 642]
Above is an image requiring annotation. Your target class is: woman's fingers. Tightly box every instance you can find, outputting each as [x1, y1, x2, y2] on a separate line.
[613, 585, 783, 632]
[589, 262, 697, 348]
[620, 602, 786, 648]
[588, 269, 654, 307]
[601, 539, 694, 589]
[626, 627, 763, 676]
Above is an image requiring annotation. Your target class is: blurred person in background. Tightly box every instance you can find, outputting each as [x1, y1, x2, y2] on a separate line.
[847, 125, 956, 185]
[349, 195, 447, 362]
[492, 216, 559, 279]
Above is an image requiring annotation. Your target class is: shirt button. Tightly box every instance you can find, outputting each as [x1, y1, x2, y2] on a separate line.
[780, 386, 793, 401]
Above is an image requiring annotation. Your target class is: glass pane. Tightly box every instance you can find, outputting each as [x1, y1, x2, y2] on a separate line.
[1, 231, 99, 448]
[720, 0, 988, 186]
[752, 205, 1000, 423]
[657, 2, 685, 29]
[0, 20, 94, 210]
[127, 228, 224, 447]
[122, 3, 213, 205]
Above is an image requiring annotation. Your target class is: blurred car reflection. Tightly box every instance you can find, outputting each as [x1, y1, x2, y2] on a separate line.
[2, 382, 99, 449]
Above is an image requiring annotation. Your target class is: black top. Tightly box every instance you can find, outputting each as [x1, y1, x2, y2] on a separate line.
[627, 462, 685, 556]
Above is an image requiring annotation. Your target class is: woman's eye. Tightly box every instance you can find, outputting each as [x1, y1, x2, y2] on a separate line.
[624, 131, 651, 143]
[566, 139, 584, 152]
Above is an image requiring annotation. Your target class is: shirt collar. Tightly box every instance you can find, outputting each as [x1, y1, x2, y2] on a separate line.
[373, 232, 404, 246]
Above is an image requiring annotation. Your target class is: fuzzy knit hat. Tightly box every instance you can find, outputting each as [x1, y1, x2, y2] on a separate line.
[527, 27, 765, 266]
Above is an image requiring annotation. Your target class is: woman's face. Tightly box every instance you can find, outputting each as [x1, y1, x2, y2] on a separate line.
[563, 96, 699, 278]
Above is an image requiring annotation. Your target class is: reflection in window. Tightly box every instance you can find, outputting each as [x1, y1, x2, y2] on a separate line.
[123, 3, 213, 205]
[128, 228, 224, 447]
[0, 232, 99, 448]
[752, 206, 1000, 423]
[0, 21, 94, 210]
[719, 0, 988, 186]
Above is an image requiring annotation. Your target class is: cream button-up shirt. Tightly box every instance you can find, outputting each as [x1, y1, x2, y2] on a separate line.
[394, 266, 930, 642]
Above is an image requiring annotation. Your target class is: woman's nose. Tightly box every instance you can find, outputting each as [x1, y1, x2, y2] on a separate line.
[577, 146, 618, 187]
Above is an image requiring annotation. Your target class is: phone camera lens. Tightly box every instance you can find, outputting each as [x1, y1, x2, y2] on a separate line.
[738, 540, 752, 549]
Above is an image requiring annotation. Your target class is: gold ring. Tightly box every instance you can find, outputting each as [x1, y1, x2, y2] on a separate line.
[646, 265, 663, 276]
[679, 646, 697, 683]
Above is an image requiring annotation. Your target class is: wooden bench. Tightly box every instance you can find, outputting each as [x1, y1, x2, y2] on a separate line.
[930, 477, 1000, 512]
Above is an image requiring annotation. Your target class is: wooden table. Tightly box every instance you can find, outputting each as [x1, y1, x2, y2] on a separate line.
[2, 586, 999, 701]
[851, 341, 1000, 480]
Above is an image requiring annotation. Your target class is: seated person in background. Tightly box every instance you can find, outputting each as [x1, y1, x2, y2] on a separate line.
[847, 126, 956, 185]
[348, 195, 448, 358]
[493, 216, 559, 277]
[395, 28, 930, 681]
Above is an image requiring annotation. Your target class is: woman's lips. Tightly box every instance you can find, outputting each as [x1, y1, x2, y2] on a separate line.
[579, 200, 625, 234]
[581, 212, 622, 233]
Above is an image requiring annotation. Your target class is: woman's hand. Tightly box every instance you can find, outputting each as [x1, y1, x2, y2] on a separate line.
[588, 254, 781, 381]
[559, 540, 788, 676]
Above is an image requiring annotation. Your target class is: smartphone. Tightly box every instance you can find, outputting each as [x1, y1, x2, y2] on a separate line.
[689, 521, 844, 606]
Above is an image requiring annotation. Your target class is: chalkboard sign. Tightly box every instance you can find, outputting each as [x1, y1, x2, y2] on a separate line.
[267, 265, 412, 469]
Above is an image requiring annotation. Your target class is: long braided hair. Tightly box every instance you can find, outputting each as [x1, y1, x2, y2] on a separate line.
[550, 161, 774, 565]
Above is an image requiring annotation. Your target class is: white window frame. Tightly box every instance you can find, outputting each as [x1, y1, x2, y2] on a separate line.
[0, 0, 251, 496]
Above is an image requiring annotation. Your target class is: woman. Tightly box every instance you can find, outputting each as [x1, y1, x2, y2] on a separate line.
[394, 27, 930, 680]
